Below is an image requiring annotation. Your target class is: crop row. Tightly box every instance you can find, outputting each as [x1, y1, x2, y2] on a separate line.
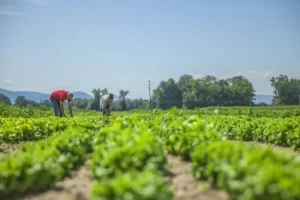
[0, 116, 112, 143]
[158, 112, 300, 150]
[193, 107, 300, 118]
[0, 103, 105, 118]
[137, 106, 300, 118]
[1, 113, 300, 150]
[207, 116, 300, 150]
[161, 114, 300, 200]
[90, 117, 173, 200]
[2, 102, 300, 119]
[0, 127, 94, 197]
[192, 141, 300, 200]
[1, 114, 300, 199]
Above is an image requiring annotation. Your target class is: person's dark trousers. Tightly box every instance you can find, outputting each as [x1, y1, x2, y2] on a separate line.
[50, 99, 62, 117]
[103, 104, 109, 116]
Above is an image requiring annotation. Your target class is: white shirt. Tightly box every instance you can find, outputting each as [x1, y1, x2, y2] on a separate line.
[100, 94, 113, 113]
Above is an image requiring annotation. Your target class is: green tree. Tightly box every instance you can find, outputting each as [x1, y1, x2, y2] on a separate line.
[182, 91, 197, 109]
[157, 74, 255, 108]
[73, 98, 89, 109]
[100, 88, 109, 96]
[0, 94, 11, 105]
[27, 99, 39, 107]
[119, 89, 129, 110]
[40, 99, 52, 107]
[189, 76, 218, 107]
[126, 98, 148, 110]
[152, 78, 183, 109]
[270, 74, 300, 105]
[177, 75, 195, 108]
[90, 88, 101, 111]
[15, 96, 28, 107]
[228, 76, 255, 106]
[177, 74, 193, 93]
[216, 79, 231, 106]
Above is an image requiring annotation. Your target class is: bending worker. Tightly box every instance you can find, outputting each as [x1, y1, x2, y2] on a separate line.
[49, 90, 74, 117]
[100, 93, 114, 116]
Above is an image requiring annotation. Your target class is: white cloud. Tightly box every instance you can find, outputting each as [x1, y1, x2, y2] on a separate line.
[0, 11, 25, 16]
[25, 0, 49, 5]
[3, 80, 13, 85]
[147, 76, 154, 80]
[248, 70, 277, 78]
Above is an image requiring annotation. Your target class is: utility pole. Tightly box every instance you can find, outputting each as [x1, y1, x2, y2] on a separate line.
[148, 80, 152, 108]
[148, 80, 152, 101]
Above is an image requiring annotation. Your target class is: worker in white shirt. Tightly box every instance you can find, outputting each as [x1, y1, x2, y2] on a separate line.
[100, 93, 114, 116]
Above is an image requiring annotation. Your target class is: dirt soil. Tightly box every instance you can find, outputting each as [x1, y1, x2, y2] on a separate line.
[0, 143, 22, 158]
[165, 154, 229, 200]
[18, 161, 92, 200]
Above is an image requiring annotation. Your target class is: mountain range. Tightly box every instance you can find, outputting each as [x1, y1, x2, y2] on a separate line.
[0, 88, 93, 103]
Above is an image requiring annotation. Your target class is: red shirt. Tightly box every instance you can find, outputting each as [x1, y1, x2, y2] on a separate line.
[50, 90, 70, 102]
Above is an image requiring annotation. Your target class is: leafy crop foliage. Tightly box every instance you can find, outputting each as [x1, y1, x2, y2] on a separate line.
[191, 141, 300, 200]
[90, 117, 173, 200]
[0, 128, 94, 196]
[203, 116, 300, 150]
[0, 103, 106, 118]
[91, 170, 173, 200]
[0, 104, 299, 199]
[0, 116, 112, 143]
[160, 113, 300, 200]
[160, 115, 223, 159]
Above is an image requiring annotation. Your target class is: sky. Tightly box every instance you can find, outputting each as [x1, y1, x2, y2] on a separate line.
[0, 0, 300, 99]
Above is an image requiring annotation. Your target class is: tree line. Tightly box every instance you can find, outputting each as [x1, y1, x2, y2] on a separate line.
[151, 74, 256, 109]
[86, 88, 148, 111]
[150, 74, 300, 109]
[0, 74, 299, 110]
[0, 95, 52, 107]
[0, 89, 149, 111]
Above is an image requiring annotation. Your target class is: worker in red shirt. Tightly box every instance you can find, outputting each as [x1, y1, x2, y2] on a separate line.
[49, 90, 74, 117]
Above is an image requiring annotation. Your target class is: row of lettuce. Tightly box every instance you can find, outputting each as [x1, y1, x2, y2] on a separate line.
[0, 127, 94, 197]
[1, 114, 299, 150]
[90, 118, 173, 199]
[189, 107, 300, 118]
[0, 103, 105, 118]
[1, 115, 300, 199]
[1, 102, 300, 118]
[0, 116, 112, 143]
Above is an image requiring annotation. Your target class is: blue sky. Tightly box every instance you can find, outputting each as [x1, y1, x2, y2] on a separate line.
[0, 0, 299, 99]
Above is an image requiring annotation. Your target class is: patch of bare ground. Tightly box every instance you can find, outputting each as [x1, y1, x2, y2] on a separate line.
[0, 143, 23, 158]
[165, 154, 229, 200]
[16, 161, 92, 200]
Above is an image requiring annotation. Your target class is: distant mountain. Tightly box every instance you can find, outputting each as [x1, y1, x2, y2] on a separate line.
[0, 88, 93, 103]
[73, 91, 93, 100]
[253, 95, 273, 105]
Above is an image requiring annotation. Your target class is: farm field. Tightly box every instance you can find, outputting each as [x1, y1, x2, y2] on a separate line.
[0, 105, 300, 200]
